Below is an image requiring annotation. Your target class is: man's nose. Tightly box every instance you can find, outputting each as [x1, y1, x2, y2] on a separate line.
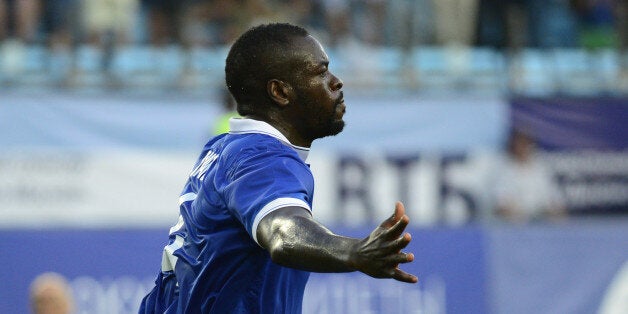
[331, 74, 343, 90]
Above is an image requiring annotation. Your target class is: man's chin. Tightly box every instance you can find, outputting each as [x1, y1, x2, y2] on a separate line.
[312, 121, 345, 140]
[326, 121, 345, 137]
[333, 121, 345, 134]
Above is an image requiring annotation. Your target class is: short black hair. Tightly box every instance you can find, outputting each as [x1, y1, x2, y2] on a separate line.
[225, 23, 309, 115]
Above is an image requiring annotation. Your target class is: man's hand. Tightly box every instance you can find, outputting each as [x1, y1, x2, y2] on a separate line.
[257, 201, 418, 283]
[348, 202, 418, 283]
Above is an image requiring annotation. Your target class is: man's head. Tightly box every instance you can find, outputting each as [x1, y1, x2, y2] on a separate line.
[225, 23, 345, 146]
[507, 129, 536, 162]
[30, 272, 74, 314]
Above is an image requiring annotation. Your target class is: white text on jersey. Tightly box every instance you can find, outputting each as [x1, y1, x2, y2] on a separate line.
[189, 151, 218, 181]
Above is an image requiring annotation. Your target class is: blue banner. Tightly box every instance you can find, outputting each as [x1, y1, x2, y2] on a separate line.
[510, 97, 628, 151]
[488, 220, 628, 314]
[0, 229, 163, 313]
[510, 97, 628, 214]
[0, 226, 487, 314]
[2, 223, 627, 314]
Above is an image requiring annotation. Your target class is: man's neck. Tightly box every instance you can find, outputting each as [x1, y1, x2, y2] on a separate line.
[243, 114, 312, 148]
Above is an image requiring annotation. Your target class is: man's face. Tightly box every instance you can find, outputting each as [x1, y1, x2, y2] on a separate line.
[287, 35, 345, 141]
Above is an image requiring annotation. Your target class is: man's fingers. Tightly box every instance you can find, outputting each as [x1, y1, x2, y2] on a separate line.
[369, 201, 418, 284]
[394, 201, 406, 219]
[392, 268, 418, 284]
[379, 201, 406, 229]
[384, 251, 414, 265]
[371, 250, 414, 267]
[383, 214, 410, 240]
[377, 233, 412, 255]
[394, 233, 412, 251]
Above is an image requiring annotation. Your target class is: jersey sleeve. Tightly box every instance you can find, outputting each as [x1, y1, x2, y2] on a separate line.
[220, 144, 314, 244]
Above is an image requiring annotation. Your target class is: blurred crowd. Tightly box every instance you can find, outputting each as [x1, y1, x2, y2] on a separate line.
[2, 0, 626, 49]
[1, 0, 627, 90]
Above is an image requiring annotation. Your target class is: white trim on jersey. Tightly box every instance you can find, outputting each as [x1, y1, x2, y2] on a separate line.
[229, 118, 310, 162]
[160, 192, 198, 270]
[170, 193, 196, 234]
[161, 234, 185, 272]
[169, 215, 185, 235]
[252, 197, 312, 245]
[179, 192, 197, 205]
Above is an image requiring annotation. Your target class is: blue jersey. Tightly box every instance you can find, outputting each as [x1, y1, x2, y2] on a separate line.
[140, 118, 314, 314]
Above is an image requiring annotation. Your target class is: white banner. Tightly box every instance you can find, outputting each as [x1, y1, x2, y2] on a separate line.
[0, 151, 190, 227]
[0, 149, 499, 227]
[1, 92, 507, 227]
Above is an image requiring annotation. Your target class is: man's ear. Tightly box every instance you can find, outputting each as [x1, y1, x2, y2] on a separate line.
[267, 79, 292, 107]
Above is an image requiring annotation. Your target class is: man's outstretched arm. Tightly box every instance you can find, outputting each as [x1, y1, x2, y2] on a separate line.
[256, 202, 418, 283]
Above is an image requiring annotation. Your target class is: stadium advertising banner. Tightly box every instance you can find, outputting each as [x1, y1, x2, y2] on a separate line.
[3, 93, 627, 227]
[510, 97, 628, 215]
[488, 221, 628, 314]
[0, 227, 488, 314]
[1, 225, 626, 314]
[0, 92, 507, 227]
[2, 93, 627, 313]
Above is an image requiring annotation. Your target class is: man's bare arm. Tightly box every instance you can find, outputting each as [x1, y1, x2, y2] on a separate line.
[256, 202, 418, 283]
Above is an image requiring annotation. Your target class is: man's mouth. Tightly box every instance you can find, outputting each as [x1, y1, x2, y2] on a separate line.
[336, 93, 345, 111]
[336, 100, 346, 116]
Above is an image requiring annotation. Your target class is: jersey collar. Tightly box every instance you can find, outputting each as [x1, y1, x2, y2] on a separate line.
[229, 118, 310, 162]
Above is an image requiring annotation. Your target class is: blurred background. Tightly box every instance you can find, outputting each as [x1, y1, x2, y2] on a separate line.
[1, 0, 628, 313]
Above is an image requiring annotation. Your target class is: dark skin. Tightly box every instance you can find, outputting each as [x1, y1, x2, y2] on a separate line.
[252, 35, 418, 284]
[258, 202, 417, 283]
[248, 35, 346, 147]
